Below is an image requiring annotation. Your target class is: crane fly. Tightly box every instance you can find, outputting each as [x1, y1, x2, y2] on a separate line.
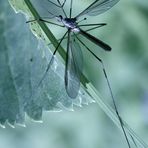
[27, 0, 133, 148]
[27, 0, 118, 98]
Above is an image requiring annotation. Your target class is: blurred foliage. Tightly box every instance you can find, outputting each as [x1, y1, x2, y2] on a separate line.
[0, 0, 148, 148]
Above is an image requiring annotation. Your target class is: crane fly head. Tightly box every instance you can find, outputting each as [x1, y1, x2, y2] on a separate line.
[56, 15, 63, 22]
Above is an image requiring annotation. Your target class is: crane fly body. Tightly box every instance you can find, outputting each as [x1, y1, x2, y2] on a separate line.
[57, 16, 79, 32]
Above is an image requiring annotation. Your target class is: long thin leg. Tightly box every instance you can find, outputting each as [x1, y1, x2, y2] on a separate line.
[38, 30, 68, 87]
[27, 16, 52, 20]
[26, 18, 64, 28]
[75, 35, 132, 148]
[65, 29, 71, 94]
[70, 0, 73, 18]
[85, 25, 106, 32]
[78, 23, 107, 27]
[29, 31, 68, 100]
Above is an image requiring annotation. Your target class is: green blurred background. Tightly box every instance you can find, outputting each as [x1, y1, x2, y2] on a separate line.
[0, 0, 148, 148]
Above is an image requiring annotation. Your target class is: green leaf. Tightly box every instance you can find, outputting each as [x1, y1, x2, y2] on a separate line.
[0, 0, 93, 127]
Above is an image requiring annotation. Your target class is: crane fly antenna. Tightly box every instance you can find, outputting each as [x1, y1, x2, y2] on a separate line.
[47, 10, 59, 18]
[47, 0, 61, 8]
[57, 0, 68, 17]
[75, 34, 132, 148]
[48, 0, 66, 8]
[40, 3, 58, 19]
[47, 0, 68, 17]
[70, 0, 73, 18]
[62, 0, 66, 7]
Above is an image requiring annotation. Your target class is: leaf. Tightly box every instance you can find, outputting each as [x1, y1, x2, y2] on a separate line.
[1, 1, 148, 148]
[0, 0, 93, 127]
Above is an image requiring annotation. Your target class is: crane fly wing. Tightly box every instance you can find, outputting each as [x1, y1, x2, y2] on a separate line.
[65, 32, 83, 98]
[30, 0, 64, 18]
[76, 0, 120, 18]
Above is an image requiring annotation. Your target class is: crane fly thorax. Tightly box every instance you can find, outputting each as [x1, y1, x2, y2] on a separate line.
[62, 18, 80, 32]
[56, 15, 80, 32]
